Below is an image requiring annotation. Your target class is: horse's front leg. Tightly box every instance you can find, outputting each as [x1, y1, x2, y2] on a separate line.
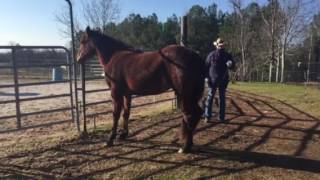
[119, 95, 132, 140]
[107, 91, 123, 147]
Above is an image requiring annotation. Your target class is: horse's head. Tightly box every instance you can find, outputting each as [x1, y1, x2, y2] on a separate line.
[77, 26, 96, 63]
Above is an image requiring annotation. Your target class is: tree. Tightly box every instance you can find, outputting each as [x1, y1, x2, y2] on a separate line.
[82, 0, 120, 31]
[140, 13, 163, 50]
[117, 14, 147, 49]
[55, 0, 120, 38]
[114, 13, 165, 50]
[229, 0, 252, 81]
[186, 4, 219, 57]
[311, 13, 320, 63]
[260, 0, 282, 82]
[245, 2, 269, 82]
[55, 0, 81, 38]
[161, 15, 180, 45]
[278, 0, 310, 82]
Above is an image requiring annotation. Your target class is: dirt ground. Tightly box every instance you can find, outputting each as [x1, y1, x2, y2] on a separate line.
[0, 89, 319, 179]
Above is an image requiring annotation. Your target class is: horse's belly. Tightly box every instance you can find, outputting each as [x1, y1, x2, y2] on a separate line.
[126, 76, 171, 95]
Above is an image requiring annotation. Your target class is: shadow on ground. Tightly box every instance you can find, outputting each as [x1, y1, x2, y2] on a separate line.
[0, 90, 319, 179]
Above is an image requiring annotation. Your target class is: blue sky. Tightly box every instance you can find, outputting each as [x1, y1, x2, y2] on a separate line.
[0, 0, 267, 46]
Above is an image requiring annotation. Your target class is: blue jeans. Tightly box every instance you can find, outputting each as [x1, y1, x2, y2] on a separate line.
[204, 86, 226, 121]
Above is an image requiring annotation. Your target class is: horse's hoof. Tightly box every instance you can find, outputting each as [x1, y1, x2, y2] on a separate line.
[106, 141, 114, 147]
[80, 132, 88, 139]
[178, 148, 191, 154]
[118, 132, 128, 140]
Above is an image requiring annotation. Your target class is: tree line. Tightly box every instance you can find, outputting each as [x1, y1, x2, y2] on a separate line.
[60, 0, 320, 83]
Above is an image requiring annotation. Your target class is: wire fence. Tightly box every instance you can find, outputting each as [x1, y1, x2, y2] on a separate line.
[244, 61, 320, 87]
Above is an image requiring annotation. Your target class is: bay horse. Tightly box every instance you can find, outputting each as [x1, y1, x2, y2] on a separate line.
[77, 26, 205, 153]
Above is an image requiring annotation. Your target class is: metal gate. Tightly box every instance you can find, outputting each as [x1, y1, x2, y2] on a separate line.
[0, 45, 176, 134]
[0, 46, 79, 133]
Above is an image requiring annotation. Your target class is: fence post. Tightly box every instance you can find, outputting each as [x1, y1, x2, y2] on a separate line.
[65, 0, 80, 132]
[66, 52, 79, 131]
[12, 47, 21, 129]
[180, 15, 188, 46]
[81, 63, 87, 135]
[172, 15, 188, 109]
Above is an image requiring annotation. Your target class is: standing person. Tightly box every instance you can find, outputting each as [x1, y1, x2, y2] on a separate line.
[204, 38, 235, 123]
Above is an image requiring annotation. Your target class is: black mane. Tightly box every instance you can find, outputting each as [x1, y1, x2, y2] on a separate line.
[89, 30, 143, 64]
[92, 30, 136, 51]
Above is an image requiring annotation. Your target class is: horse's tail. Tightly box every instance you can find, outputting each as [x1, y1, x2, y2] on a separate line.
[193, 52, 206, 105]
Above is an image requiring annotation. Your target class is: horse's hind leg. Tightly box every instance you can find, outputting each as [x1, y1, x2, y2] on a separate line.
[107, 91, 123, 147]
[119, 95, 131, 140]
[179, 112, 193, 153]
[179, 101, 202, 153]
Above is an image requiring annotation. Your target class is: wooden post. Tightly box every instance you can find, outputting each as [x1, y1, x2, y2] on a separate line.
[12, 47, 21, 129]
[180, 16, 188, 46]
[173, 15, 188, 109]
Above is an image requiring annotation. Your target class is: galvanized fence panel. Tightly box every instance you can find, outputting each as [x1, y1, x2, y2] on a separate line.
[0, 47, 177, 134]
[0, 46, 79, 133]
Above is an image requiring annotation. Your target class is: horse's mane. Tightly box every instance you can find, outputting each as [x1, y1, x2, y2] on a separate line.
[92, 30, 141, 52]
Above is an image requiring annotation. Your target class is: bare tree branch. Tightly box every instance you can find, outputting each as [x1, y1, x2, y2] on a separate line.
[229, 0, 253, 80]
[81, 0, 120, 31]
[277, 0, 317, 82]
[54, 0, 81, 38]
[55, 0, 120, 39]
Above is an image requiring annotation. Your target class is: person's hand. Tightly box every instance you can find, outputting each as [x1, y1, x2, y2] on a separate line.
[226, 60, 232, 68]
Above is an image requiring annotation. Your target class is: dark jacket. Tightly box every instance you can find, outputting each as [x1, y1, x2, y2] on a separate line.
[205, 49, 235, 88]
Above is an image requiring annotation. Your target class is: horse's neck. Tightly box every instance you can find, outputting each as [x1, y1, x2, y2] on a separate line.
[95, 45, 122, 73]
[95, 38, 131, 70]
[96, 48, 109, 67]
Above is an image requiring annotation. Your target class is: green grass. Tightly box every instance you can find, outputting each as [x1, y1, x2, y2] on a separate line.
[229, 82, 320, 118]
